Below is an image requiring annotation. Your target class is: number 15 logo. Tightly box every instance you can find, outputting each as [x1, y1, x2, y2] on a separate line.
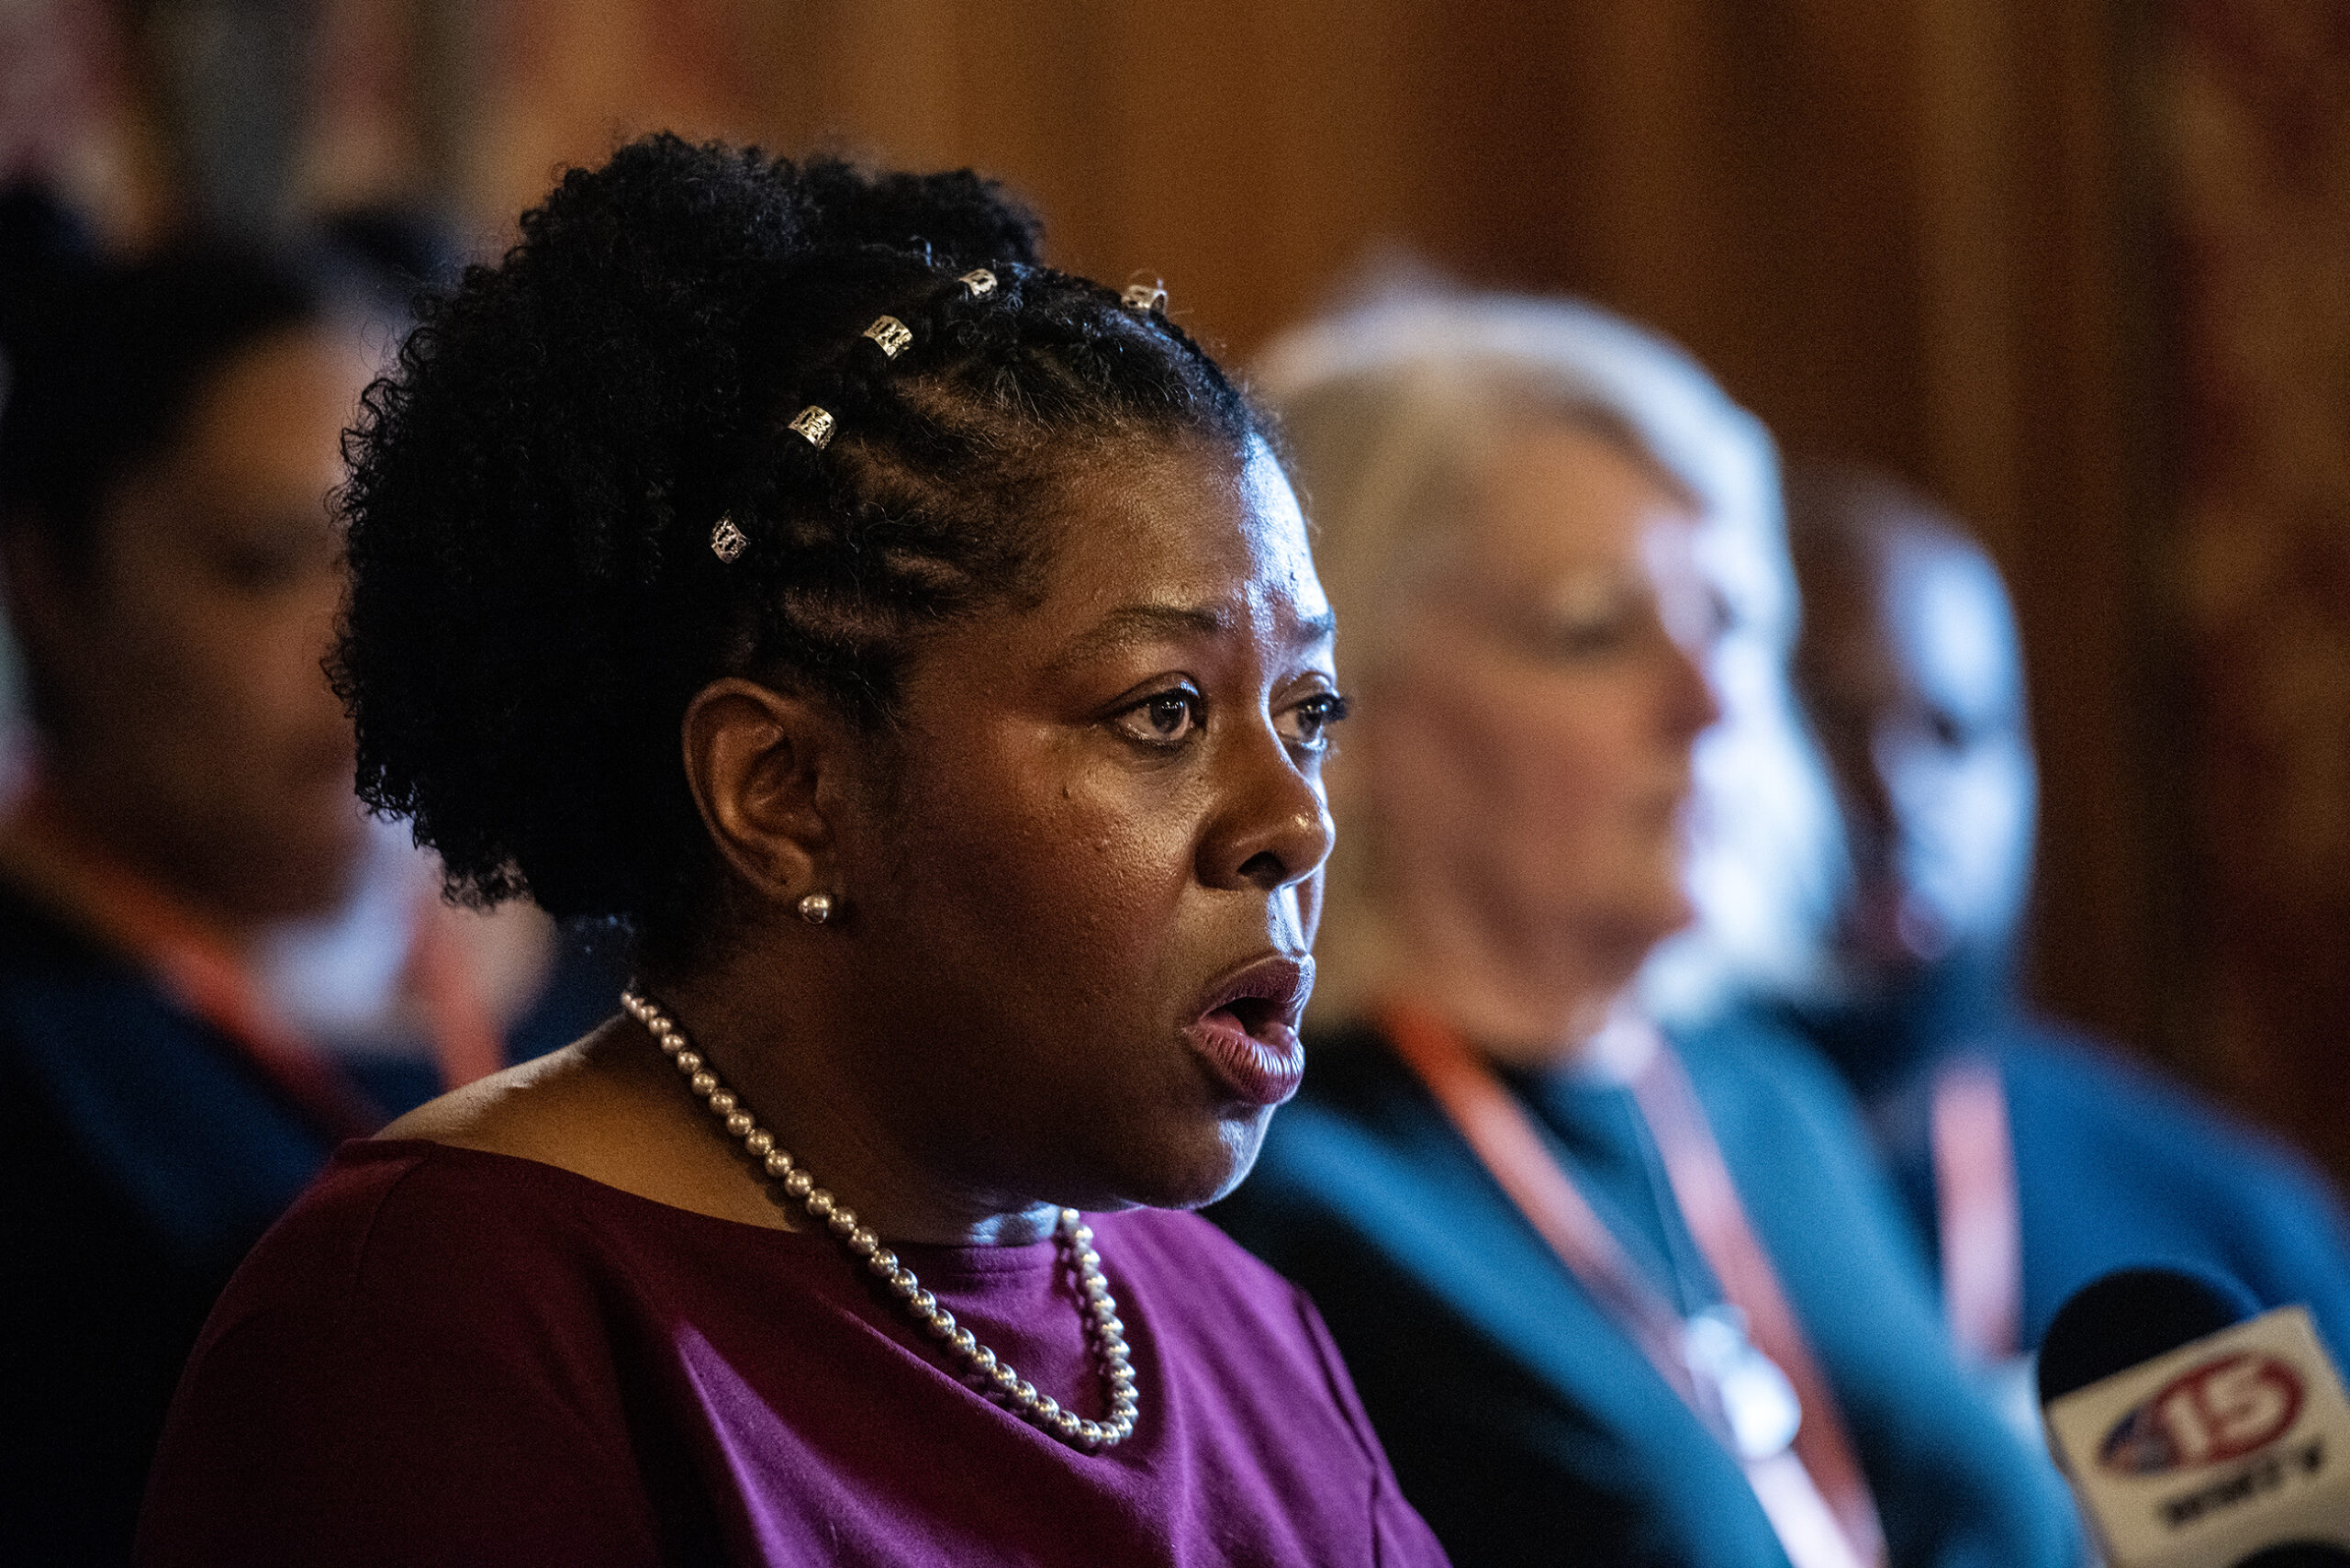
[2099, 1353, 2305, 1476]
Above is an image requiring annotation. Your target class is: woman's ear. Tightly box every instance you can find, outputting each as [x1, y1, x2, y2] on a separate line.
[680, 678, 841, 910]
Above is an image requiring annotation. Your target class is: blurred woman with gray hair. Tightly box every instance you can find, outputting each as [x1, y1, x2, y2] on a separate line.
[1211, 292, 2079, 1568]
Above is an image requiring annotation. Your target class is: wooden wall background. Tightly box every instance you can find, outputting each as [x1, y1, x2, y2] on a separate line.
[2168, 3, 2350, 1179]
[8, 0, 2348, 1176]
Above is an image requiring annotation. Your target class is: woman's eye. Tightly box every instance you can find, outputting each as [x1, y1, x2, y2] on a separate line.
[1662, 583, 1736, 655]
[211, 543, 308, 592]
[1926, 704, 1974, 753]
[1531, 612, 1629, 659]
[1707, 586, 1737, 643]
[1279, 691, 1350, 751]
[1113, 689, 1202, 747]
[206, 520, 336, 594]
[1527, 577, 1636, 660]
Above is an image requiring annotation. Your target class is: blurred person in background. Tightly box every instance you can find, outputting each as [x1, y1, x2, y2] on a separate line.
[1771, 461, 2350, 1386]
[0, 185, 609, 1563]
[1210, 292, 2080, 1568]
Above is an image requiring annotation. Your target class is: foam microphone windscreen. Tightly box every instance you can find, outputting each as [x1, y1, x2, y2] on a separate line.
[2039, 1266, 2264, 1406]
[2232, 1547, 2350, 1567]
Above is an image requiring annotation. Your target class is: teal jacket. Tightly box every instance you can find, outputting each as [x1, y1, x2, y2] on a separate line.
[1210, 1014, 2083, 1568]
[1781, 1001, 2350, 1364]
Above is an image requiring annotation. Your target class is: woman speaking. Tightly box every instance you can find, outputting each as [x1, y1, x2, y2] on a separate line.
[136, 138, 1444, 1566]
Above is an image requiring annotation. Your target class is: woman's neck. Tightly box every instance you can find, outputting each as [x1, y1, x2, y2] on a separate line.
[632, 966, 1062, 1248]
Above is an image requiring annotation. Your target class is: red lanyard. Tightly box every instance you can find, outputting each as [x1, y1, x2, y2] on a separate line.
[1383, 998, 1887, 1568]
[1930, 1054, 2021, 1363]
[0, 788, 501, 1138]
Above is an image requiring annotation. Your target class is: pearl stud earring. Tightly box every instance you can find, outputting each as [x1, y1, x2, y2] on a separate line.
[797, 891, 834, 925]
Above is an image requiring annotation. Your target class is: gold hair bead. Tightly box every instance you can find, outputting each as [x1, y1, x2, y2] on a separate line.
[710, 514, 748, 563]
[958, 268, 998, 298]
[1122, 280, 1167, 313]
[787, 405, 835, 449]
[862, 316, 913, 358]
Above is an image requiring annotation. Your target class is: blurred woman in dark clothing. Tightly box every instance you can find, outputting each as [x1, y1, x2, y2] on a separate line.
[0, 188, 601, 1562]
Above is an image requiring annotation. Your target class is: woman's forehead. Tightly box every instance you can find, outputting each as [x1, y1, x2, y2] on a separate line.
[1037, 441, 1321, 613]
[1452, 424, 1702, 577]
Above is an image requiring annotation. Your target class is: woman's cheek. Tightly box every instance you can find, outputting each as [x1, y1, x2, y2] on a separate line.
[996, 771, 1187, 950]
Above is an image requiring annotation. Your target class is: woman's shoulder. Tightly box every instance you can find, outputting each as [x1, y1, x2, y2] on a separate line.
[2003, 1021, 2319, 1173]
[376, 1028, 621, 1156]
[1094, 1204, 1287, 1279]
[378, 1019, 800, 1231]
[214, 1137, 634, 1323]
[1670, 1003, 1852, 1092]
[1662, 1011, 1946, 1300]
[161, 1138, 727, 1483]
[1094, 1207, 1360, 1384]
[1667, 1007, 1881, 1155]
[1999, 1022, 2350, 1254]
[1091, 1206, 1421, 1505]
[141, 1137, 699, 1564]
[1091, 1205, 1315, 1321]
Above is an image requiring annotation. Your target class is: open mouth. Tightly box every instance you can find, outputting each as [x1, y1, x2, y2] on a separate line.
[1181, 956, 1312, 1108]
[1216, 994, 1284, 1036]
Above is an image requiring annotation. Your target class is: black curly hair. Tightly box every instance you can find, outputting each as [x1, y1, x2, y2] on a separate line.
[333, 135, 1259, 956]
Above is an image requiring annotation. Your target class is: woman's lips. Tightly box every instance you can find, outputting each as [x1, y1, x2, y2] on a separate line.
[1181, 956, 1312, 1108]
[1182, 1013, 1305, 1108]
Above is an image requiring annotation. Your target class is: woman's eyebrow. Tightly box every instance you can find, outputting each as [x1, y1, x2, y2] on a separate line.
[1049, 603, 1337, 676]
[1292, 609, 1338, 651]
[1050, 604, 1232, 672]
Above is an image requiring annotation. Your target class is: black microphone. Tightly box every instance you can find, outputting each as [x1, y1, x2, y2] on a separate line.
[2037, 1267, 2350, 1568]
[2039, 1268, 2264, 1406]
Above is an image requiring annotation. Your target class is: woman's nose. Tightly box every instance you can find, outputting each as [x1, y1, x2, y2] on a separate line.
[1199, 726, 1337, 893]
[1829, 723, 1903, 856]
[1663, 634, 1726, 745]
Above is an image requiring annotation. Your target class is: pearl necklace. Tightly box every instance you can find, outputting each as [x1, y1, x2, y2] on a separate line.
[620, 990, 1138, 1450]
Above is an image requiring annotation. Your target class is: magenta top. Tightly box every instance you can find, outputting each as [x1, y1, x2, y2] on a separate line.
[136, 1140, 1447, 1567]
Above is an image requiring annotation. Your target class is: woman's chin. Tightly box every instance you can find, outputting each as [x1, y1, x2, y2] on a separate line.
[1623, 874, 1701, 954]
[1191, 1117, 1274, 1206]
[1091, 1114, 1269, 1214]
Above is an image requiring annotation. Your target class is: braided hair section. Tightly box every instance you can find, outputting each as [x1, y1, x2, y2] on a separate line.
[332, 135, 1258, 949]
